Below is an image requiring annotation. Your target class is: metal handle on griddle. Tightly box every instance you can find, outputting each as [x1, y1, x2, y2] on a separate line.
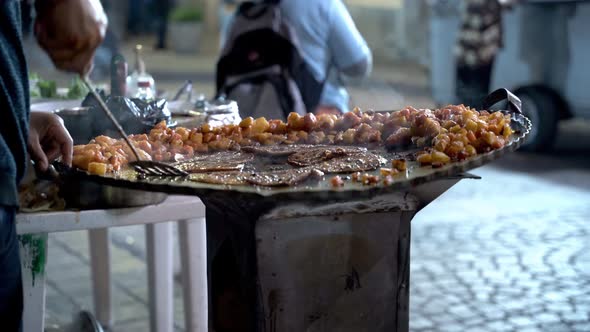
[482, 88, 522, 114]
[81, 76, 143, 162]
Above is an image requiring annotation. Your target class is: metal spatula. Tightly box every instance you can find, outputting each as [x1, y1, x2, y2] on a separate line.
[81, 77, 188, 177]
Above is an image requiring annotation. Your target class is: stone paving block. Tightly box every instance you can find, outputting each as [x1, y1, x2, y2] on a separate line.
[110, 294, 150, 325]
[461, 316, 486, 328]
[434, 324, 467, 332]
[45, 284, 79, 326]
[495, 287, 525, 297]
[484, 320, 516, 332]
[544, 301, 577, 315]
[109, 245, 148, 273]
[573, 301, 590, 317]
[509, 315, 536, 328]
[409, 316, 435, 330]
[446, 304, 478, 320]
[539, 322, 574, 332]
[473, 291, 491, 302]
[445, 294, 467, 305]
[427, 313, 461, 327]
[112, 271, 150, 302]
[558, 285, 588, 298]
[495, 255, 520, 265]
[420, 301, 448, 315]
[499, 299, 531, 312]
[481, 307, 506, 321]
[532, 312, 562, 325]
[46, 264, 91, 284]
[50, 232, 90, 256]
[533, 272, 559, 283]
[560, 310, 590, 323]
[45, 249, 87, 268]
[571, 322, 590, 332]
[47, 277, 93, 310]
[455, 270, 480, 281]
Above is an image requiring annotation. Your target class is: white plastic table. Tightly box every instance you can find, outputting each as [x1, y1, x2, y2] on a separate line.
[16, 195, 208, 332]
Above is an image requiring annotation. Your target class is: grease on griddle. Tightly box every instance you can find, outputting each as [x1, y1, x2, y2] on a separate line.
[188, 172, 248, 185]
[287, 146, 367, 167]
[317, 153, 385, 174]
[245, 168, 317, 187]
[241, 144, 318, 157]
[174, 151, 254, 173]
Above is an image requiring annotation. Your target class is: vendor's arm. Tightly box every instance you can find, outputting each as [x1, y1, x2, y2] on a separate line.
[34, 0, 108, 75]
[28, 112, 73, 172]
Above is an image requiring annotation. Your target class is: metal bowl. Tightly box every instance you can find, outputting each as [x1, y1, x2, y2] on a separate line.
[54, 107, 96, 144]
[55, 106, 92, 116]
[60, 176, 167, 209]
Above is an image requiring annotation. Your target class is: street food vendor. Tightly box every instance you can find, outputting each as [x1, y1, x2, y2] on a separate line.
[0, 0, 106, 328]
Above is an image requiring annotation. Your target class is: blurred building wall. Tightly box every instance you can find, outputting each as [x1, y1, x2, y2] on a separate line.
[175, 0, 220, 53]
[346, 0, 431, 68]
[400, 0, 431, 67]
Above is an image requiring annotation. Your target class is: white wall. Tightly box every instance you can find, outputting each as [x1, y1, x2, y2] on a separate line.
[346, 0, 431, 66]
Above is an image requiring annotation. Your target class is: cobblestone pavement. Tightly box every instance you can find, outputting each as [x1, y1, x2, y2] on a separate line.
[410, 128, 590, 332]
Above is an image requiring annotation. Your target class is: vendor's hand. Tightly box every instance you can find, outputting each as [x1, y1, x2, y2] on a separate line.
[28, 112, 73, 172]
[315, 106, 342, 117]
[35, 0, 108, 76]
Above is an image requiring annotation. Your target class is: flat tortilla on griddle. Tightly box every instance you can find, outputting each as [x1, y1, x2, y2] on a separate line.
[188, 172, 248, 185]
[241, 144, 317, 156]
[245, 168, 318, 187]
[174, 151, 254, 173]
[287, 146, 367, 167]
[317, 152, 385, 173]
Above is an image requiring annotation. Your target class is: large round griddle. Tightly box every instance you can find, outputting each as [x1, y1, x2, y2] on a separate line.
[55, 92, 531, 332]
[60, 110, 531, 203]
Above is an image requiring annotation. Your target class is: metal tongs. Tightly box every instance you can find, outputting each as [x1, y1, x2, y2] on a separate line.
[81, 77, 188, 177]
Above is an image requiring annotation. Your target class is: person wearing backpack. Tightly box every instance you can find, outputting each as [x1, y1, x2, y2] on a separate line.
[216, 0, 372, 120]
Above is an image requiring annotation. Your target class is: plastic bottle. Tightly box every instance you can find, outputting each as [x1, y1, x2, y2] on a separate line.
[126, 44, 156, 99]
[110, 54, 128, 96]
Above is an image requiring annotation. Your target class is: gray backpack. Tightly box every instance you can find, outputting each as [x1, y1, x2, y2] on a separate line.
[215, 0, 327, 120]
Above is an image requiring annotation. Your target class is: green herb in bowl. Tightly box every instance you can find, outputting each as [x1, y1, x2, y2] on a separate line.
[37, 79, 58, 98]
[66, 77, 89, 99]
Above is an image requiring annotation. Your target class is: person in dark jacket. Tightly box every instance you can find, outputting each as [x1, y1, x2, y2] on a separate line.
[0, 0, 106, 329]
[153, 0, 173, 49]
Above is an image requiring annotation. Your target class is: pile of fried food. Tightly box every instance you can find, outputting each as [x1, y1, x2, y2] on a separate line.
[72, 104, 513, 187]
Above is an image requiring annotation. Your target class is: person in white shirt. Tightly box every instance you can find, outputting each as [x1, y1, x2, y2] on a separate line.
[221, 0, 372, 115]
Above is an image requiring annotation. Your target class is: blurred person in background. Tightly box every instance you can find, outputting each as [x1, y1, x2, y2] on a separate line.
[455, 0, 517, 108]
[220, 0, 372, 116]
[218, 0, 238, 48]
[127, 0, 147, 36]
[153, 0, 173, 49]
[285, 0, 373, 115]
[0, 0, 105, 329]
